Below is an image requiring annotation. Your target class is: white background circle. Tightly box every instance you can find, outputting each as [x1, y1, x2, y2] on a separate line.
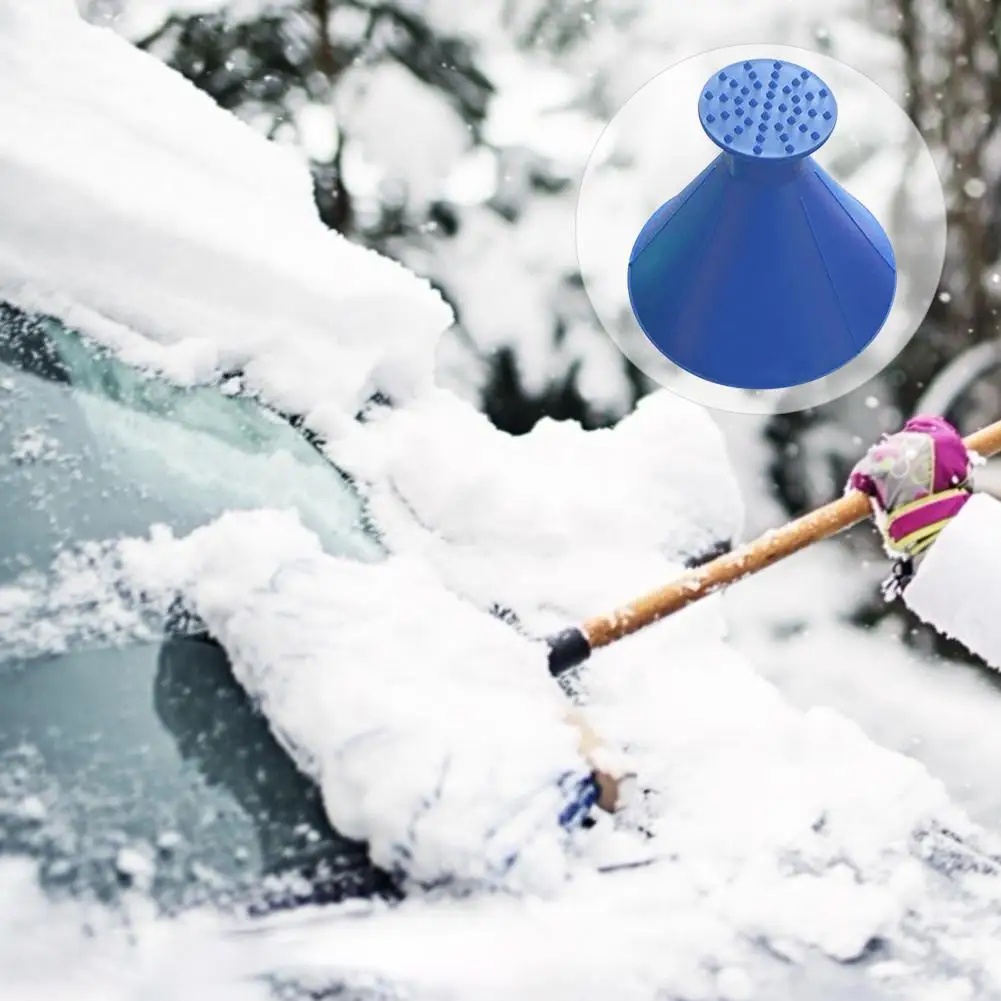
[575, 43, 947, 415]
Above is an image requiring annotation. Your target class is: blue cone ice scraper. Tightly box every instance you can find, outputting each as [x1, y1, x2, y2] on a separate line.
[627, 58, 897, 391]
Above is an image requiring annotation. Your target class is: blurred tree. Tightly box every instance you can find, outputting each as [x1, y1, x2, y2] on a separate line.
[129, 2, 494, 236]
[891, 0, 1001, 408]
[770, 0, 1001, 505]
[785, 0, 1001, 661]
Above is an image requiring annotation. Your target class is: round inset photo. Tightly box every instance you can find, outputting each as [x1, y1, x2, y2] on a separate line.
[576, 44, 947, 415]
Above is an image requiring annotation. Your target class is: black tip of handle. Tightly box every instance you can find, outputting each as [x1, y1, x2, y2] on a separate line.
[546, 627, 592, 677]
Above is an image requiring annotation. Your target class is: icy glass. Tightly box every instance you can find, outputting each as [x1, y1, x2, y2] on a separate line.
[0, 304, 392, 913]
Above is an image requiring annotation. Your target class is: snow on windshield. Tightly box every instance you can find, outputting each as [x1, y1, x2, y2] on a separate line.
[0, 3, 452, 420]
[6, 4, 1001, 1001]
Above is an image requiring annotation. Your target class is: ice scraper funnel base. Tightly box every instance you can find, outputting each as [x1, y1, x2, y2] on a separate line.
[627, 58, 897, 391]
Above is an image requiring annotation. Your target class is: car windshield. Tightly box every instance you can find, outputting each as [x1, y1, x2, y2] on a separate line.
[0, 303, 394, 915]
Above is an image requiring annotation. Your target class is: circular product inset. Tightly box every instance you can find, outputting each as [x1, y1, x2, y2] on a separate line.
[577, 44, 947, 415]
[626, 56, 897, 392]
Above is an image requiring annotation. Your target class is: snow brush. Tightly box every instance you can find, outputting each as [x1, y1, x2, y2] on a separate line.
[546, 415, 1001, 678]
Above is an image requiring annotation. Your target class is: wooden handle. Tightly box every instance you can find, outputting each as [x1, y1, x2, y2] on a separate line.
[964, 416, 1001, 465]
[581, 416, 1001, 652]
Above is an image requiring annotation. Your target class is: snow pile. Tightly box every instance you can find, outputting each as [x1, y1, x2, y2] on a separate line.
[93, 430, 1001, 997]
[0, 857, 271, 1001]
[325, 385, 742, 634]
[0, 2, 453, 419]
[116, 509, 594, 893]
[110, 503, 1001, 999]
[727, 533, 1001, 830]
[92, 366, 742, 895]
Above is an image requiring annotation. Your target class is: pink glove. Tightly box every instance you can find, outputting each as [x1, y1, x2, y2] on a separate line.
[848, 415, 973, 562]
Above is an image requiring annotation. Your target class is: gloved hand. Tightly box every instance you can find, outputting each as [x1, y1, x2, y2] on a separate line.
[848, 416, 973, 574]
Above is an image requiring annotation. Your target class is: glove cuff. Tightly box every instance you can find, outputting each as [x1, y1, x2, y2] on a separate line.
[885, 487, 970, 558]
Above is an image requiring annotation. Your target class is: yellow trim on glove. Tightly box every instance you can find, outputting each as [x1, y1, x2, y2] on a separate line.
[885, 487, 968, 559]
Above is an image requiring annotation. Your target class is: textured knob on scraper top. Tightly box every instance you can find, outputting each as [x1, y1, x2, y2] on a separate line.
[698, 59, 837, 162]
[627, 58, 897, 392]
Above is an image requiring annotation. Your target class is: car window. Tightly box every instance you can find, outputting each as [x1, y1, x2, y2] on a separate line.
[0, 305, 382, 586]
[0, 304, 394, 914]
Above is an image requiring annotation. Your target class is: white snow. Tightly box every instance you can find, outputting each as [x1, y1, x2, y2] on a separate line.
[7, 3, 1001, 1001]
[57, 494, 1001, 997]
[324, 385, 743, 635]
[0, 543, 151, 663]
[905, 494, 1001, 672]
[334, 62, 473, 207]
[9, 426, 64, 465]
[0, 2, 453, 418]
[116, 509, 595, 893]
[0, 856, 273, 1001]
[725, 534, 1001, 831]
